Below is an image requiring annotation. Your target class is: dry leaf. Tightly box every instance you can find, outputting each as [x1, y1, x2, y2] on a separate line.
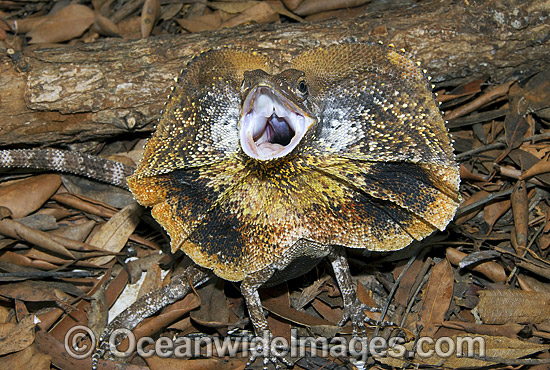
[0, 314, 39, 355]
[88, 202, 142, 265]
[294, 0, 370, 16]
[0, 344, 51, 370]
[7, 16, 48, 34]
[522, 69, 550, 120]
[380, 334, 549, 368]
[442, 320, 525, 338]
[438, 79, 484, 102]
[92, 12, 120, 37]
[311, 297, 342, 324]
[447, 248, 507, 283]
[417, 259, 454, 337]
[137, 262, 163, 298]
[119, 293, 200, 352]
[282, 0, 303, 10]
[459, 164, 488, 182]
[268, 0, 304, 22]
[511, 180, 528, 253]
[0, 219, 75, 259]
[27, 4, 95, 44]
[209, 1, 259, 14]
[482, 198, 510, 233]
[176, 12, 224, 33]
[261, 290, 334, 328]
[520, 157, 550, 181]
[505, 98, 530, 150]
[455, 190, 489, 225]
[393, 259, 425, 307]
[34, 330, 92, 369]
[0, 174, 62, 218]
[305, 2, 371, 21]
[190, 280, 232, 331]
[264, 285, 292, 340]
[221, 2, 279, 28]
[474, 289, 550, 324]
[141, 0, 160, 38]
[145, 356, 247, 370]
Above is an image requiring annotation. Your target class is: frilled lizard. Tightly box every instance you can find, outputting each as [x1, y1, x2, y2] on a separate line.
[0, 43, 460, 368]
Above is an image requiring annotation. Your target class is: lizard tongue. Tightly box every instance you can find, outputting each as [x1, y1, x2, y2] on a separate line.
[256, 114, 295, 147]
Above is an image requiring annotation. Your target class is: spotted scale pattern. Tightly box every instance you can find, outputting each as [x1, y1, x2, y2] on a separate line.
[0, 148, 134, 189]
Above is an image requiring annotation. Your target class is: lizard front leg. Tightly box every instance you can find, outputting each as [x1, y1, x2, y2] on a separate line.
[240, 266, 293, 369]
[328, 246, 385, 334]
[92, 264, 211, 369]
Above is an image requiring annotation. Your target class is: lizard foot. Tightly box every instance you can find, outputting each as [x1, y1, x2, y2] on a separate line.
[246, 330, 294, 369]
[338, 301, 394, 335]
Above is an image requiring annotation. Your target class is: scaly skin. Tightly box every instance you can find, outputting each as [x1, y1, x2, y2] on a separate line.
[0, 43, 460, 368]
[128, 43, 460, 366]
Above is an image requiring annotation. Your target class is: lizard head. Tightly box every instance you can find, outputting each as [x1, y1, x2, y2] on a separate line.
[239, 69, 317, 161]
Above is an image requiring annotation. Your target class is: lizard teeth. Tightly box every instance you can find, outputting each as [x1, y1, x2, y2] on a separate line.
[239, 86, 314, 160]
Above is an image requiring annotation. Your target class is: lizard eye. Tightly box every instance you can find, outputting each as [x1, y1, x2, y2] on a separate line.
[296, 79, 308, 97]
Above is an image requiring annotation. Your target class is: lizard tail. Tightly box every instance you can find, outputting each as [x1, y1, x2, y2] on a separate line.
[0, 148, 135, 189]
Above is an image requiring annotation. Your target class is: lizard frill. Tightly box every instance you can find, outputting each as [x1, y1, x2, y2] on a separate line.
[127, 44, 460, 282]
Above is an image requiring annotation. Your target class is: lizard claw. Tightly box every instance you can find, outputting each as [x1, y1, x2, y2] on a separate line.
[246, 331, 294, 369]
[338, 301, 394, 335]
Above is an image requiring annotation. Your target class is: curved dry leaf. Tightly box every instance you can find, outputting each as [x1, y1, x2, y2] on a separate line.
[441, 320, 525, 338]
[0, 344, 51, 370]
[7, 16, 48, 34]
[190, 280, 231, 330]
[520, 157, 550, 180]
[511, 180, 528, 253]
[27, 4, 95, 44]
[0, 219, 74, 259]
[221, 2, 279, 28]
[261, 290, 334, 328]
[0, 314, 39, 355]
[141, 0, 160, 38]
[176, 12, 224, 33]
[136, 294, 200, 338]
[282, 0, 303, 11]
[522, 69, 550, 119]
[87, 202, 142, 265]
[92, 12, 120, 37]
[417, 259, 454, 337]
[455, 190, 489, 225]
[483, 198, 510, 233]
[474, 289, 550, 324]
[0, 174, 62, 219]
[209, 1, 259, 14]
[380, 333, 549, 368]
[504, 99, 530, 150]
[294, 0, 370, 16]
[269, 0, 304, 22]
[118, 293, 201, 352]
[447, 247, 507, 283]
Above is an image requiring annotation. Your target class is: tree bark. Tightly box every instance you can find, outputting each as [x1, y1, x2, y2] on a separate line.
[0, 0, 548, 146]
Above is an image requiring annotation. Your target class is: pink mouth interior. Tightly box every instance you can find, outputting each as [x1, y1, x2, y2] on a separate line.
[239, 87, 313, 160]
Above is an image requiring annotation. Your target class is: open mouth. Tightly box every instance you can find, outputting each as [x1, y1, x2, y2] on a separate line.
[239, 86, 315, 160]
